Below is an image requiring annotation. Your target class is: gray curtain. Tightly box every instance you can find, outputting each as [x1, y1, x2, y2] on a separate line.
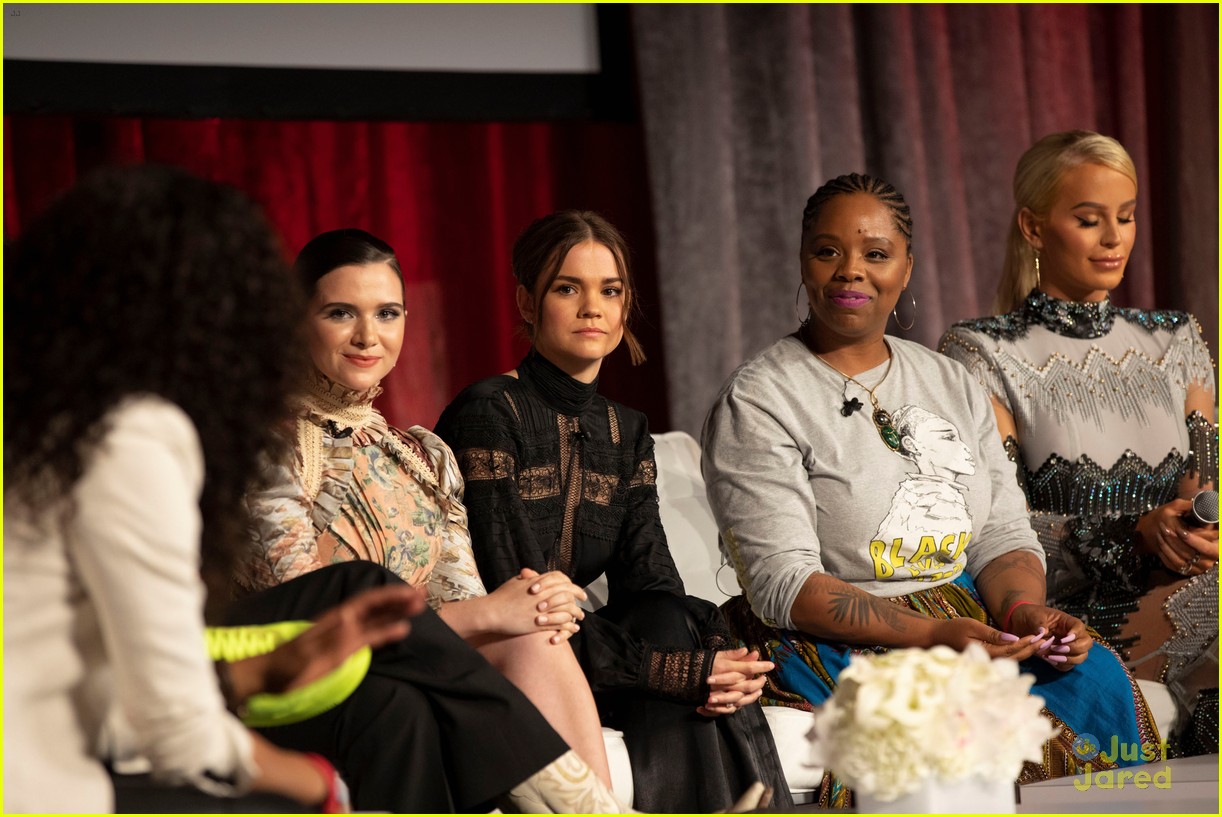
[632, 3, 1218, 434]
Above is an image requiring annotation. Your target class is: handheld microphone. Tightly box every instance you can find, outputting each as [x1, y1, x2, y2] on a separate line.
[1182, 490, 1219, 528]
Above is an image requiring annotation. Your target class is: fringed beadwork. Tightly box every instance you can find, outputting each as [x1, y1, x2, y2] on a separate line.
[1019, 448, 1187, 517]
[1185, 411, 1219, 488]
[991, 341, 1207, 432]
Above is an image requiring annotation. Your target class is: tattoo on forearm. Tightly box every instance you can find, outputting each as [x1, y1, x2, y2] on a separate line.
[983, 551, 1046, 586]
[999, 588, 1025, 615]
[827, 588, 922, 633]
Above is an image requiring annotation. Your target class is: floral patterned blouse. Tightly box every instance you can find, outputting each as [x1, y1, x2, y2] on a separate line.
[239, 371, 486, 608]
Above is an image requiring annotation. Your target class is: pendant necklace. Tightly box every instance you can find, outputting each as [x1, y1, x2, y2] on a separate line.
[802, 328, 901, 452]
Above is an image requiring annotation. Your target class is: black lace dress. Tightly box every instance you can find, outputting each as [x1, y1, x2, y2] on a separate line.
[435, 351, 791, 812]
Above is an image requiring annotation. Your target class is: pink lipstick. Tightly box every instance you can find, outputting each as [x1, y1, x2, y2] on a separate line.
[829, 291, 871, 308]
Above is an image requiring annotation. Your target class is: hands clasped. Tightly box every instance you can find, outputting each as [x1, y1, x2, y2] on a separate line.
[698, 647, 773, 718]
[928, 608, 1091, 673]
[489, 568, 588, 644]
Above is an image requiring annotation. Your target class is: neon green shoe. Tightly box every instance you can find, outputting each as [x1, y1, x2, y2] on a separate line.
[205, 622, 372, 728]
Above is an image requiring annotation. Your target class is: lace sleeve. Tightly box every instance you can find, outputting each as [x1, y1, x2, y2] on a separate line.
[606, 429, 685, 597]
[642, 648, 717, 703]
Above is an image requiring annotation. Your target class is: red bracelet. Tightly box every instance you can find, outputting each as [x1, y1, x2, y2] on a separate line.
[303, 752, 347, 814]
[1001, 600, 1036, 632]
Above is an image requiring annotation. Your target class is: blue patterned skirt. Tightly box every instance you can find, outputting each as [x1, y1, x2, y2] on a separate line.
[722, 572, 1160, 808]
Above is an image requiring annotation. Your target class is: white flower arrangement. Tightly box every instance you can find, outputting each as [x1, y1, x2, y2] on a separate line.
[807, 644, 1055, 802]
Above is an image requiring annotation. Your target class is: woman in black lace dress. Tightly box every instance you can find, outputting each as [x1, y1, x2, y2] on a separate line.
[435, 211, 791, 812]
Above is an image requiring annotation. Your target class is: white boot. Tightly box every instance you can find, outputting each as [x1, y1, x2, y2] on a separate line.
[503, 749, 634, 813]
[503, 749, 773, 814]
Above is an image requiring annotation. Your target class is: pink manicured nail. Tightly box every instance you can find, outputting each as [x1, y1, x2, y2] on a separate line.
[1052, 645, 1072, 654]
[1039, 637, 1056, 651]
[1058, 632, 1077, 644]
[1044, 655, 1068, 663]
[1000, 633, 1020, 642]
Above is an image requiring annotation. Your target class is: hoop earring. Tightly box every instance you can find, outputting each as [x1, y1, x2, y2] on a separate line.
[1034, 253, 1042, 289]
[892, 288, 917, 331]
[795, 282, 812, 326]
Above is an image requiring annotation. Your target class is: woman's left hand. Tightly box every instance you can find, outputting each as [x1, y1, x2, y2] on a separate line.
[1007, 603, 1092, 672]
[697, 648, 773, 717]
[483, 568, 587, 643]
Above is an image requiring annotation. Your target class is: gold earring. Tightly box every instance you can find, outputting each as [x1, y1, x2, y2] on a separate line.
[1034, 253, 1041, 289]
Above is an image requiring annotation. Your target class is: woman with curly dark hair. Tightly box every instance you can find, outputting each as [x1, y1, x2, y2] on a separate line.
[2, 164, 417, 812]
[5, 167, 638, 815]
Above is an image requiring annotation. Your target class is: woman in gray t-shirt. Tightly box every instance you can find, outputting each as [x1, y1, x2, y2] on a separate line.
[702, 173, 1157, 806]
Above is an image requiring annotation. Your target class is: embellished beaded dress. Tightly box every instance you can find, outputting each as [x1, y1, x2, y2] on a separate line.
[435, 350, 793, 812]
[941, 289, 1219, 751]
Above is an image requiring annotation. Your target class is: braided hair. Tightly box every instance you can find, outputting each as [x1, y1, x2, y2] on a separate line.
[801, 173, 913, 253]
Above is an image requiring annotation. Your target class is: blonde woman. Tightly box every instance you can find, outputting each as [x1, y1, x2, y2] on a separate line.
[940, 130, 1217, 753]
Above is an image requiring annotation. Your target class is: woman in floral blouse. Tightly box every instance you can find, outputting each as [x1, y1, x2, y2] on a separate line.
[238, 228, 618, 805]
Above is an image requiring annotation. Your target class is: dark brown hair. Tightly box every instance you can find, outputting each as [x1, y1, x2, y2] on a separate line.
[5, 164, 304, 615]
[293, 228, 403, 295]
[511, 210, 645, 365]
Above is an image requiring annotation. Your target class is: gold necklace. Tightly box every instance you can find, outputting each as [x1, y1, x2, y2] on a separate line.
[803, 330, 901, 452]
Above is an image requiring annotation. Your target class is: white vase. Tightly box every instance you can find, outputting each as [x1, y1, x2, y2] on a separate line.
[856, 774, 1016, 814]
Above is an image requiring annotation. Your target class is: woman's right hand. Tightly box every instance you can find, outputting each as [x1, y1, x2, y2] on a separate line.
[1136, 498, 1219, 576]
[486, 568, 588, 643]
[927, 617, 1043, 661]
[232, 583, 427, 699]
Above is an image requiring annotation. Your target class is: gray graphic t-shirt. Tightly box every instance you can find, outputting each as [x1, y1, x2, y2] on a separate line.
[701, 335, 1044, 630]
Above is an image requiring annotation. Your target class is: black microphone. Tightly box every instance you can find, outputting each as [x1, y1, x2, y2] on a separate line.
[1182, 490, 1219, 528]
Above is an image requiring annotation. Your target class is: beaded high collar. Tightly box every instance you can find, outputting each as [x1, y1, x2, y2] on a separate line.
[1023, 288, 1114, 340]
[300, 369, 383, 434]
[517, 349, 599, 416]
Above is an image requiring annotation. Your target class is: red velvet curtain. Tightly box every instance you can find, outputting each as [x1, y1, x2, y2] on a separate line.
[4, 116, 670, 431]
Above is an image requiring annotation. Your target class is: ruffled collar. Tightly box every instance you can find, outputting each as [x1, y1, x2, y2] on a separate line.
[517, 349, 599, 416]
[300, 369, 383, 436]
[1023, 288, 1114, 339]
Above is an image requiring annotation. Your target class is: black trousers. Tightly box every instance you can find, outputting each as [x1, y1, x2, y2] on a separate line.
[225, 562, 568, 813]
[591, 590, 794, 812]
[110, 772, 307, 813]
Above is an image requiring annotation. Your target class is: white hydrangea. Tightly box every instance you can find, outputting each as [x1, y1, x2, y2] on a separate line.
[807, 645, 1055, 802]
